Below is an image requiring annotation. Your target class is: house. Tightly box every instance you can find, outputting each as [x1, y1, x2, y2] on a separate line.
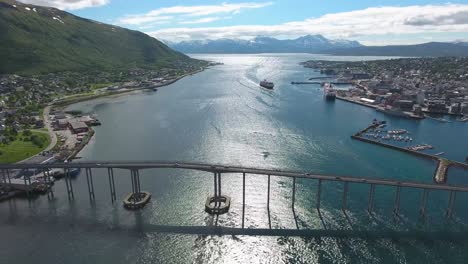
[56, 119, 69, 130]
[35, 119, 44, 128]
[54, 112, 66, 120]
[69, 121, 88, 134]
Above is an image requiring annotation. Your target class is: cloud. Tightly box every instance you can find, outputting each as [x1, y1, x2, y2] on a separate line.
[18, 0, 109, 10]
[118, 2, 273, 25]
[145, 4, 468, 42]
[179, 17, 223, 25]
[404, 11, 468, 26]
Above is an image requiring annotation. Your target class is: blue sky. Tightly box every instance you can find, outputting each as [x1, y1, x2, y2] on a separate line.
[18, 0, 468, 45]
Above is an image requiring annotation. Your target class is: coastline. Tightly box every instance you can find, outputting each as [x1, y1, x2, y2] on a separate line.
[66, 67, 208, 160]
[24, 67, 209, 163]
[53, 67, 208, 108]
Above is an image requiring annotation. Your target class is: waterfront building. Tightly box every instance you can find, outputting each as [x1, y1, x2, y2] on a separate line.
[427, 100, 448, 113]
[394, 100, 414, 111]
[416, 92, 425, 105]
[462, 103, 468, 115]
[69, 121, 89, 134]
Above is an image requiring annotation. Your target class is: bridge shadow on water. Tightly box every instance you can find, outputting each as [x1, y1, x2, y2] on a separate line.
[128, 208, 468, 242]
[138, 223, 468, 241]
[3, 200, 468, 243]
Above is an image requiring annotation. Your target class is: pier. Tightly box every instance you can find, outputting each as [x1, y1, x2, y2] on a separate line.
[335, 95, 378, 109]
[2, 161, 468, 224]
[352, 124, 468, 184]
[291, 81, 353, 85]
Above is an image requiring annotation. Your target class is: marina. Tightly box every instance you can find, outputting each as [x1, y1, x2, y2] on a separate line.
[352, 121, 468, 183]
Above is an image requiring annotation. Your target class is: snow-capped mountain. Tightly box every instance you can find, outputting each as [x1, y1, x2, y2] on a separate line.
[166, 35, 362, 54]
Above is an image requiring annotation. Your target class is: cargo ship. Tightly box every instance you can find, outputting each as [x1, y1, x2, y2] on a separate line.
[323, 82, 336, 100]
[260, 80, 274, 89]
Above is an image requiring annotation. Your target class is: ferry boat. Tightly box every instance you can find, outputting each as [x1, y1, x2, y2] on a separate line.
[260, 80, 274, 89]
[323, 82, 336, 101]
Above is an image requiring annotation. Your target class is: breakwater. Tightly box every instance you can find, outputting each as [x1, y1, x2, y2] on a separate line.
[352, 124, 468, 184]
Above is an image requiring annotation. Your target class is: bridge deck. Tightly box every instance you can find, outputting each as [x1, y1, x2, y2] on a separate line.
[2, 161, 468, 192]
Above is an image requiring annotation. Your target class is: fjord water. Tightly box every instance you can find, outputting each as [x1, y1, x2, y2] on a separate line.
[1, 54, 468, 263]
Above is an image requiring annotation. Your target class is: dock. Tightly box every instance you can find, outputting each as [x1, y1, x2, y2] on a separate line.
[291, 81, 353, 85]
[336, 95, 378, 109]
[352, 124, 468, 184]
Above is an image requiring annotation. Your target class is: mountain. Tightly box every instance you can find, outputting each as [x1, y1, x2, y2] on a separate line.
[167, 33, 468, 57]
[326, 42, 468, 57]
[0, 0, 196, 74]
[166, 35, 362, 54]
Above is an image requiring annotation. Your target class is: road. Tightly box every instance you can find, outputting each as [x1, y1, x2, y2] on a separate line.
[15, 106, 57, 164]
[42, 105, 57, 152]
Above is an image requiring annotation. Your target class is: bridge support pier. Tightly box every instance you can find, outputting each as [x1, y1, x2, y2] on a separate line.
[316, 179, 322, 210]
[446, 191, 456, 218]
[393, 186, 401, 216]
[267, 174, 270, 210]
[2, 169, 11, 185]
[368, 184, 375, 214]
[85, 168, 95, 202]
[420, 189, 429, 217]
[205, 172, 230, 214]
[242, 173, 246, 228]
[64, 168, 74, 200]
[6, 169, 11, 184]
[292, 177, 296, 209]
[42, 169, 54, 200]
[123, 169, 150, 209]
[25, 170, 34, 198]
[2, 169, 6, 184]
[108, 168, 116, 202]
[342, 182, 348, 212]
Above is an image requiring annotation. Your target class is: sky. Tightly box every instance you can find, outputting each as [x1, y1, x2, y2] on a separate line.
[17, 0, 468, 45]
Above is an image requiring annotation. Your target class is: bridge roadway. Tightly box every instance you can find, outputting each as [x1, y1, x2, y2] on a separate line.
[3, 161, 468, 193]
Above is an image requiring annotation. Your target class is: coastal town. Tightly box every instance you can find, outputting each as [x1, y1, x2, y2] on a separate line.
[0, 62, 213, 164]
[0, 61, 216, 200]
[301, 57, 468, 121]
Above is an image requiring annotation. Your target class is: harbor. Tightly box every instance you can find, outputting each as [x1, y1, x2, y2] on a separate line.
[352, 120, 468, 184]
[291, 81, 353, 85]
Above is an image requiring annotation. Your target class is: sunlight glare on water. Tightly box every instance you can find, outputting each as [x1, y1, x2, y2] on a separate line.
[1, 54, 468, 263]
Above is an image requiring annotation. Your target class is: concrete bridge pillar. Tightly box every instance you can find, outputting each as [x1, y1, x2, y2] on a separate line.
[205, 172, 230, 214]
[123, 169, 150, 209]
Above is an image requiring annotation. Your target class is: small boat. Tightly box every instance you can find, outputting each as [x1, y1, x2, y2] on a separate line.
[153, 88, 158, 92]
[67, 168, 81, 178]
[434, 152, 445, 156]
[260, 80, 274, 89]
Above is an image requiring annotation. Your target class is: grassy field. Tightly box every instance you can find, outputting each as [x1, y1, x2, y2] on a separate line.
[0, 131, 51, 164]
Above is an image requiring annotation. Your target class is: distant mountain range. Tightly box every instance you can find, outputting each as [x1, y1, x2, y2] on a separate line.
[0, 0, 196, 74]
[326, 42, 468, 57]
[166, 35, 362, 54]
[167, 35, 468, 57]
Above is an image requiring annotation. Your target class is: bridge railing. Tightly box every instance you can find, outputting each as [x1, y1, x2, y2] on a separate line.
[1, 161, 466, 222]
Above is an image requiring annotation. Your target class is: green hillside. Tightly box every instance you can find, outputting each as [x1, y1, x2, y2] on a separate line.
[0, 0, 195, 74]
